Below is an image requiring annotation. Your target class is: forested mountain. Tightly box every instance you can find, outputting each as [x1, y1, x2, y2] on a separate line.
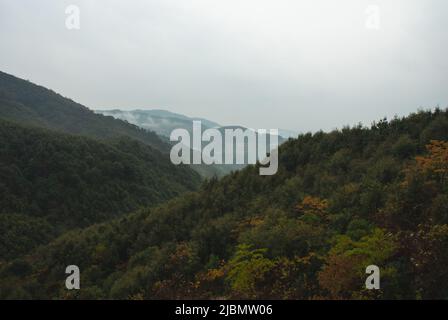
[95, 109, 221, 138]
[0, 71, 241, 178]
[2, 109, 448, 299]
[0, 71, 168, 152]
[95, 109, 297, 140]
[0, 119, 200, 261]
[96, 109, 288, 177]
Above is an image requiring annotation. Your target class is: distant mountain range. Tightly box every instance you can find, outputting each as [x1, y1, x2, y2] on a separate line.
[96, 109, 295, 175]
[95, 109, 220, 138]
[95, 109, 298, 140]
[0, 71, 230, 178]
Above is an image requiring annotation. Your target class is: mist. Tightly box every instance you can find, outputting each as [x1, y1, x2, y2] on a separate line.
[0, 0, 447, 132]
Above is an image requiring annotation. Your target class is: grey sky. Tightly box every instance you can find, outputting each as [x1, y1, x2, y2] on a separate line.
[0, 0, 447, 132]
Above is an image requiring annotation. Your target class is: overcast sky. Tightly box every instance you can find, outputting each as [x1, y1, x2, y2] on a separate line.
[0, 0, 447, 132]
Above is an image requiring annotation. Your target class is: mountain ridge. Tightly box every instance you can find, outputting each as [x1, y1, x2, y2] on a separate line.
[95, 108, 297, 140]
[0, 71, 169, 153]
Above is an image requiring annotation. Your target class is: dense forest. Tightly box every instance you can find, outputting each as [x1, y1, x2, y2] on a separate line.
[0, 71, 227, 178]
[0, 119, 200, 261]
[0, 71, 168, 152]
[1, 109, 448, 299]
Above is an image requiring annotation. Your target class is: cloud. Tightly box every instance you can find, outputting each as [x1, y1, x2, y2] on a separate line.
[0, 0, 447, 132]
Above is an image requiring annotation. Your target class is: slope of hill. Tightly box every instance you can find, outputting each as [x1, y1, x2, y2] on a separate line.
[95, 109, 221, 137]
[2, 109, 448, 299]
[0, 119, 200, 261]
[95, 109, 296, 141]
[96, 110, 288, 177]
[0, 71, 245, 179]
[0, 71, 168, 152]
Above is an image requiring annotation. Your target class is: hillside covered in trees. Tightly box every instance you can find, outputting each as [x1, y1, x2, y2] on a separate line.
[1, 109, 448, 299]
[0, 71, 168, 152]
[0, 71, 230, 179]
[0, 119, 200, 261]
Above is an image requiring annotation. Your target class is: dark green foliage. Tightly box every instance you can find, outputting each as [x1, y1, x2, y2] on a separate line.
[0, 71, 233, 179]
[0, 71, 168, 152]
[0, 214, 55, 261]
[0, 120, 200, 261]
[2, 109, 448, 299]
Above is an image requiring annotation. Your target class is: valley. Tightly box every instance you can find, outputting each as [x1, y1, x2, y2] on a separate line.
[1, 71, 448, 299]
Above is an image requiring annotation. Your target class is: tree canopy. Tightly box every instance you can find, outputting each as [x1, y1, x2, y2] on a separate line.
[2, 109, 448, 299]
